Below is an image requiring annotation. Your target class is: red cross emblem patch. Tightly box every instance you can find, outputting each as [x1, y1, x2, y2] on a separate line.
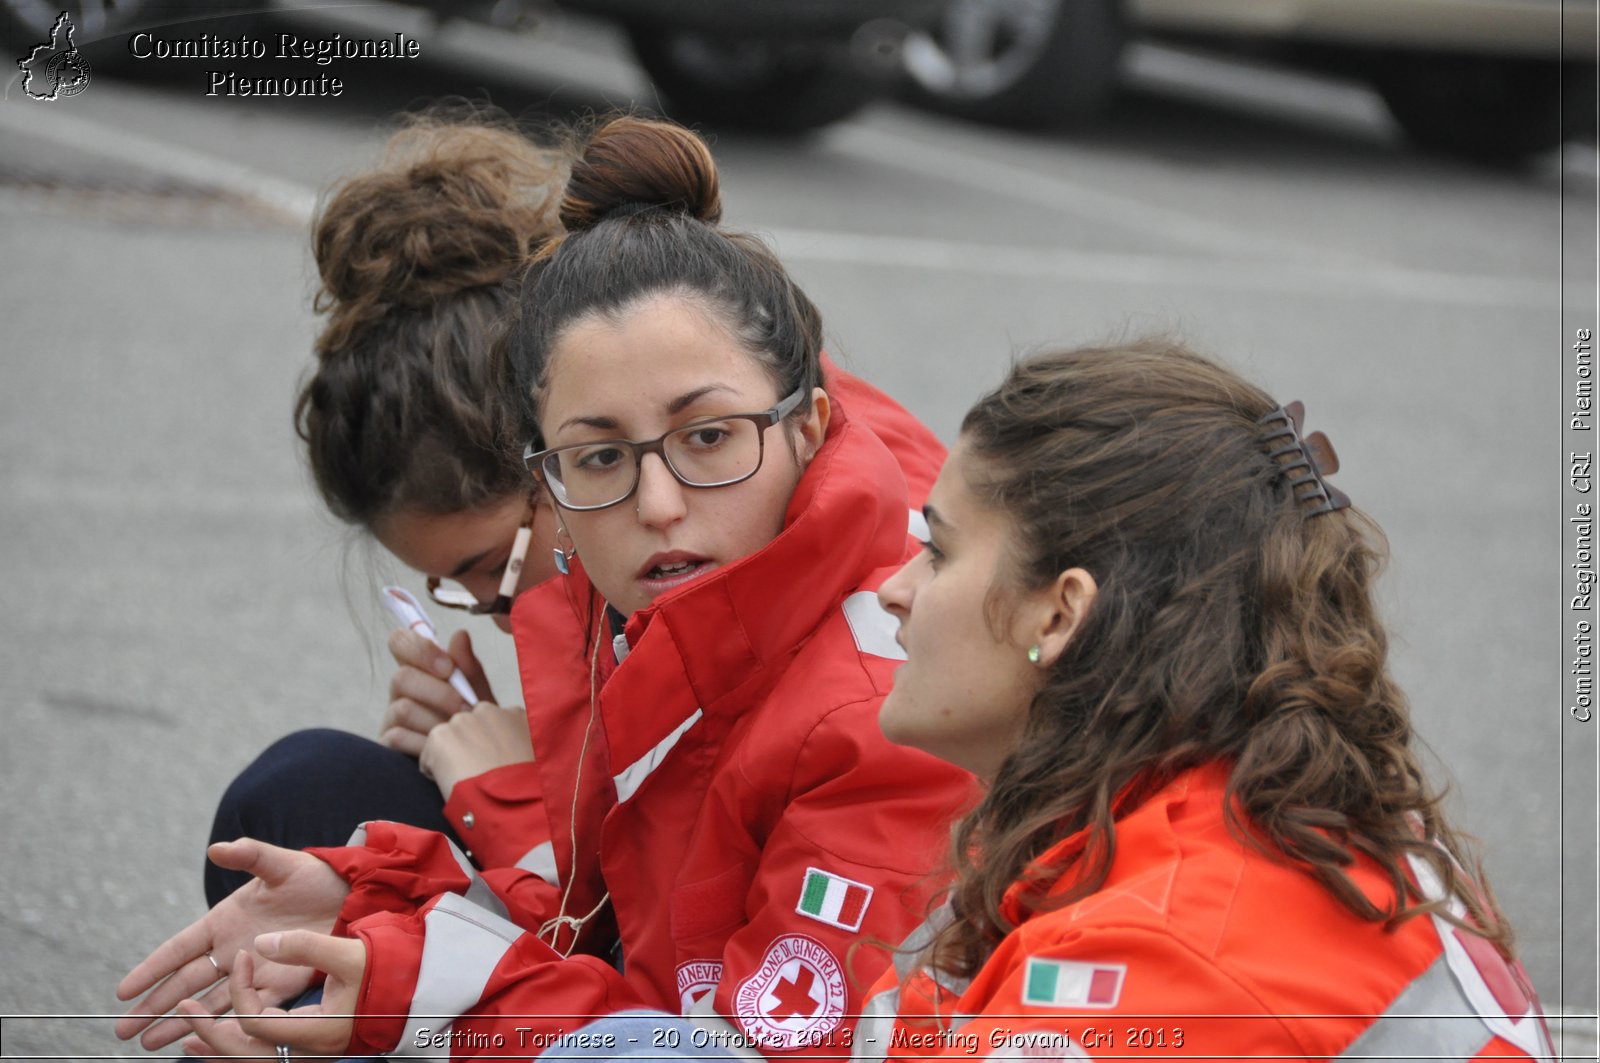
[733, 934, 847, 1049]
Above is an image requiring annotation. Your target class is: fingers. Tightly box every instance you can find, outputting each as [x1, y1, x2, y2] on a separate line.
[387, 627, 462, 687]
[378, 724, 427, 758]
[116, 917, 215, 1001]
[204, 838, 303, 886]
[447, 629, 495, 702]
[382, 692, 453, 738]
[258, 929, 367, 985]
[177, 1006, 271, 1062]
[119, 954, 230, 1049]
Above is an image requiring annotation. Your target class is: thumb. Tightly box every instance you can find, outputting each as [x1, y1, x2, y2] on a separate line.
[206, 838, 298, 884]
[256, 930, 365, 984]
[448, 629, 494, 702]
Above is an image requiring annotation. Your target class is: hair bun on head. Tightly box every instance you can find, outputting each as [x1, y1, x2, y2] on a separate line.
[559, 115, 722, 233]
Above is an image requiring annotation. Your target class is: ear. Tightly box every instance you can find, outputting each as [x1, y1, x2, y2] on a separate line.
[1023, 567, 1098, 668]
[796, 387, 831, 464]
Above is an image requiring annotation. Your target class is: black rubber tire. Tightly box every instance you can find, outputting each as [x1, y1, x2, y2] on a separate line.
[627, 26, 878, 133]
[899, 0, 1124, 127]
[1374, 53, 1598, 164]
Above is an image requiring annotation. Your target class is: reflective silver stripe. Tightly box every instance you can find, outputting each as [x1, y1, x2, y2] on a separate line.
[514, 840, 560, 887]
[613, 631, 631, 664]
[851, 987, 900, 1063]
[614, 709, 703, 803]
[346, 824, 369, 846]
[1335, 952, 1494, 1061]
[907, 508, 929, 542]
[843, 591, 906, 661]
[392, 892, 523, 1056]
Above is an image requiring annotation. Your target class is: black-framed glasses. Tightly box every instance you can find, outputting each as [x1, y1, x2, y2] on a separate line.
[425, 501, 537, 615]
[524, 385, 806, 512]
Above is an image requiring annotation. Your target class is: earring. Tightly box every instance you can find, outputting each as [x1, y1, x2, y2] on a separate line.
[553, 524, 576, 576]
[1027, 645, 1042, 665]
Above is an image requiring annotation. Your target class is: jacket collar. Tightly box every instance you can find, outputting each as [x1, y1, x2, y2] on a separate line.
[515, 403, 915, 788]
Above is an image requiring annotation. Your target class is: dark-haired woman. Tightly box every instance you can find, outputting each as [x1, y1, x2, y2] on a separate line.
[195, 118, 565, 910]
[193, 113, 949, 911]
[859, 340, 1552, 1059]
[118, 114, 971, 1062]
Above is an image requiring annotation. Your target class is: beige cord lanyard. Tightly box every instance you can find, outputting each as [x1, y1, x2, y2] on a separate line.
[537, 605, 613, 956]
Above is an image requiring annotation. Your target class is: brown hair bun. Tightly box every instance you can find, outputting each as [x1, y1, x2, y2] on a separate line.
[559, 114, 722, 233]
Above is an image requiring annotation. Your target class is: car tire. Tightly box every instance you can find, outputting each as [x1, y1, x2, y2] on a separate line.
[627, 26, 879, 133]
[1374, 53, 1598, 164]
[900, 0, 1124, 127]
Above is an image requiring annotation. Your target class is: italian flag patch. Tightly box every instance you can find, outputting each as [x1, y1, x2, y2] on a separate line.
[795, 868, 873, 932]
[1022, 958, 1124, 1009]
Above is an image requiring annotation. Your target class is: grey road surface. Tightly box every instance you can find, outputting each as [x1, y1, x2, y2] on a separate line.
[1, 4, 1596, 1059]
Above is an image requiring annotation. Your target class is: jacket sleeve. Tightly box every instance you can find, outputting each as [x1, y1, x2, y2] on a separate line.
[692, 697, 972, 1060]
[442, 759, 561, 878]
[308, 817, 562, 943]
[343, 889, 645, 1058]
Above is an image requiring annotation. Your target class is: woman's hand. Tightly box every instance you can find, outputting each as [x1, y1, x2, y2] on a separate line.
[419, 700, 534, 801]
[380, 627, 495, 756]
[177, 932, 365, 1061]
[114, 839, 350, 1051]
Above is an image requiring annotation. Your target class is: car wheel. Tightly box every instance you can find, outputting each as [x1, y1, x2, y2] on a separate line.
[900, 0, 1124, 127]
[627, 27, 879, 133]
[1374, 53, 1598, 164]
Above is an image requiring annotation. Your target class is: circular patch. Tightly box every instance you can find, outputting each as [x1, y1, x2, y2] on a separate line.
[733, 934, 847, 1050]
[676, 959, 723, 1013]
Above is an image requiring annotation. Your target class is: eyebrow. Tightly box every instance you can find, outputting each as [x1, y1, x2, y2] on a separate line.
[555, 384, 740, 435]
[922, 504, 952, 535]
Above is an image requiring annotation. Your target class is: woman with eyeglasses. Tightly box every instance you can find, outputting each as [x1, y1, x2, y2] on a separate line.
[851, 341, 1551, 1059]
[192, 113, 948, 913]
[118, 114, 970, 1061]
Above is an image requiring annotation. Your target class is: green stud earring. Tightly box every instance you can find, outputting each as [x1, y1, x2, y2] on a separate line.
[1027, 645, 1042, 664]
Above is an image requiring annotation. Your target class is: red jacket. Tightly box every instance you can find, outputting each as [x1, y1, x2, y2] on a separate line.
[427, 356, 945, 876]
[854, 763, 1552, 1062]
[314, 403, 974, 1059]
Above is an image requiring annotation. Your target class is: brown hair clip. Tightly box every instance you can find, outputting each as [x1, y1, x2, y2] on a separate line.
[1255, 401, 1351, 517]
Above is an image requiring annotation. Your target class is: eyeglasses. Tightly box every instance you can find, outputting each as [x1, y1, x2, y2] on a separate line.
[524, 386, 806, 512]
[425, 501, 537, 615]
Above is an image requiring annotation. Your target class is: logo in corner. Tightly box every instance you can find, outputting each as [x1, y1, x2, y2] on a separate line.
[18, 12, 92, 101]
[734, 935, 847, 1050]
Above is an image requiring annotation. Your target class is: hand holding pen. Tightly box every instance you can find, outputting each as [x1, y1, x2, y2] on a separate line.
[378, 586, 494, 757]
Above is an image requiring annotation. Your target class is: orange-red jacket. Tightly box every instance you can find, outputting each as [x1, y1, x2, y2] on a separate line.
[855, 763, 1552, 1062]
[425, 356, 944, 879]
[313, 401, 973, 1059]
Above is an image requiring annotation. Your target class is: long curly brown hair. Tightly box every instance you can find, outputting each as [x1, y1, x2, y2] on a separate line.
[294, 110, 564, 526]
[930, 338, 1510, 978]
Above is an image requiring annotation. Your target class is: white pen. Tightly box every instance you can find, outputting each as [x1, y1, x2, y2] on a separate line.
[380, 585, 482, 707]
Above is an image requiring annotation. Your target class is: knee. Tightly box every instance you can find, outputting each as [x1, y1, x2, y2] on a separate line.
[215, 728, 382, 829]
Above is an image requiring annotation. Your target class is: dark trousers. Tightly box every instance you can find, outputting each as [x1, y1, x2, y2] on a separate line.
[205, 728, 461, 906]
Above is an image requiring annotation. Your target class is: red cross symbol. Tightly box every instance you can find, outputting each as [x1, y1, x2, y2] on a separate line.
[768, 965, 820, 1021]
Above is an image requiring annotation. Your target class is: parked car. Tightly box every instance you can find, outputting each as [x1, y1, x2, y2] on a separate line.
[901, 0, 1599, 161]
[3, 0, 946, 131]
[563, 0, 947, 130]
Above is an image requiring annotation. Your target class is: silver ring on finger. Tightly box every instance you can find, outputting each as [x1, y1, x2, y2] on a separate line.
[277, 1045, 292, 1063]
[203, 951, 223, 977]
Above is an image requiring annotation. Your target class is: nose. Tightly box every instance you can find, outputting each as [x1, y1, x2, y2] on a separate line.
[634, 452, 688, 530]
[876, 551, 920, 620]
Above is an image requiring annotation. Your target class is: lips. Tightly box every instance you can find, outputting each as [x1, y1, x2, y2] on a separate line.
[637, 551, 715, 594]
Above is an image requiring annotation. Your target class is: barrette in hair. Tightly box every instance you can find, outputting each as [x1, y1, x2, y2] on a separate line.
[1255, 401, 1351, 517]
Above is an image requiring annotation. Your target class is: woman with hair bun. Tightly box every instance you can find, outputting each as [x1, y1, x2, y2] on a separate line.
[197, 116, 566, 907]
[120, 114, 969, 1062]
[858, 339, 1552, 1059]
[195, 110, 948, 911]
